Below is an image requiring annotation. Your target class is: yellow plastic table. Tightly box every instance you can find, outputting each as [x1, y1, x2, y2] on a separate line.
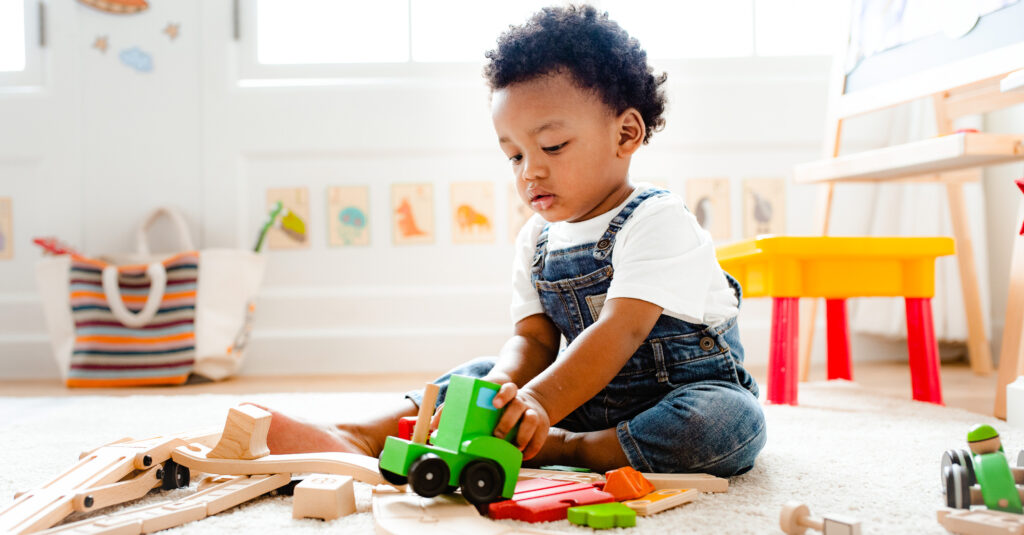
[716, 236, 955, 405]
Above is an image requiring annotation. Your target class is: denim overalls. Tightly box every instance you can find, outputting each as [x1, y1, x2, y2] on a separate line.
[410, 188, 767, 477]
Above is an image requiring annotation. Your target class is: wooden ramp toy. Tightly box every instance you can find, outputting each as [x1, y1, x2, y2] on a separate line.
[0, 430, 219, 535]
[172, 443, 386, 486]
[35, 474, 290, 534]
[937, 507, 1024, 535]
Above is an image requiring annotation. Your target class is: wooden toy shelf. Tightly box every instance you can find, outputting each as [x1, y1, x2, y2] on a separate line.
[794, 132, 1024, 184]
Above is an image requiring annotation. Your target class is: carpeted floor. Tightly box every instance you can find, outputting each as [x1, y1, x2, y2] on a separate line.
[1, 381, 1018, 534]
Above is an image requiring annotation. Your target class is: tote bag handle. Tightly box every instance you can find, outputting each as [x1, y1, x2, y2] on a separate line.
[136, 207, 195, 255]
[102, 262, 168, 328]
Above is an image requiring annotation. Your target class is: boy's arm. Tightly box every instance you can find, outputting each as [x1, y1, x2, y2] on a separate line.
[493, 297, 662, 457]
[483, 313, 561, 387]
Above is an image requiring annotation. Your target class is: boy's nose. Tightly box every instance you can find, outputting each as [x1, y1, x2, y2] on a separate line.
[521, 157, 547, 180]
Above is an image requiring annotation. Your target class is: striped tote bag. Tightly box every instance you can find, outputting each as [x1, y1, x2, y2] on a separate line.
[63, 253, 200, 386]
[36, 208, 265, 387]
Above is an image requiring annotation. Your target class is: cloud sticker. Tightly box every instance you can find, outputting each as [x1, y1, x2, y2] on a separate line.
[119, 46, 153, 72]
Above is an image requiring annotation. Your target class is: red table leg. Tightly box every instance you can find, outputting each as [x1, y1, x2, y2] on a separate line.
[905, 297, 943, 405]
[768, 297, 800, 405]
[826, 299, 853, 381]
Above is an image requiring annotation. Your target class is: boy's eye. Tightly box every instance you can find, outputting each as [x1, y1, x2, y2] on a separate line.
[543, 142, 567, 152]
[509, 154, 523, 164]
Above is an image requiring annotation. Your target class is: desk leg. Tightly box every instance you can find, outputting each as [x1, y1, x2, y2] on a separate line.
[826, 299, 852, 381]
[905, 297, 943, 405]
[994, 229, 1024, 418]
[769, 297, 799, 405]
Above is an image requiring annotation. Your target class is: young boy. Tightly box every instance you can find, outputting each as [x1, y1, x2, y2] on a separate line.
[257, 5, 765, 477]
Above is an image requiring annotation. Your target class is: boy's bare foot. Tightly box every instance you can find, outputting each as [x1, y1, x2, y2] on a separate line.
[242, 403, 376, 457]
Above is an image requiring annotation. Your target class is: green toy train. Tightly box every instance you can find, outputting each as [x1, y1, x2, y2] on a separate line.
[378, 375, 523, 505]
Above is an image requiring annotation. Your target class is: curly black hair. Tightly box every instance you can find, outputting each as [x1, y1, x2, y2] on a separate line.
[484, 4, 668, 144]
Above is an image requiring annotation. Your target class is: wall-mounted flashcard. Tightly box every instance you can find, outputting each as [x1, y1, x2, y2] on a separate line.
[392, 183, 434, 245]
[0, 198, 11, 260]
[266, 187, 310, 250]
[327, 186, 370, 247]
[508, 183, 534, 243]
[686, 178, 731, 242]
[451, 182, 496, 244]
[743, 179, 786, 238]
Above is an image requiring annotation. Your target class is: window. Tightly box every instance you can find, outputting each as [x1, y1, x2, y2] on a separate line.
[0, 0, 26, 72]
[0, 0, 42, 88]
[244, 0, 843, 81]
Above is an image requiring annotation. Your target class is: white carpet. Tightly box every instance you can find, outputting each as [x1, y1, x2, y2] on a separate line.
[1, 381, 1019, 534]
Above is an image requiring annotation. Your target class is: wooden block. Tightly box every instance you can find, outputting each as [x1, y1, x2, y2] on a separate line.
[567, 502, 636, 529]
[488, 478, 615, 523]
[623, 488, 700, 516]
[517, 468, 604, 484]
[641, 472, 728, 493]
[207, 405, 272, 460]
[292, 475, 356, 521]
[600, 466, 654, 501]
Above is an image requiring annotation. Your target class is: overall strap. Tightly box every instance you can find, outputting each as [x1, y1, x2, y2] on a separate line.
[531, 223, 551, 273]
[593, 188, 667, 261]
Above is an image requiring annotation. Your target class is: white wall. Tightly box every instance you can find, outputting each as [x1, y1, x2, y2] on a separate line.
[1, 0, 1019, 380]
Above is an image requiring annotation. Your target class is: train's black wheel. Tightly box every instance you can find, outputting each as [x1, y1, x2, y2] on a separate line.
[460, 459, 504, 505]
[409, 454, 450, 498]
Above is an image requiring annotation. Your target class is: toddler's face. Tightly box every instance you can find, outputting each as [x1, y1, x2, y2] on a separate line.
[492, 71, 633, 223]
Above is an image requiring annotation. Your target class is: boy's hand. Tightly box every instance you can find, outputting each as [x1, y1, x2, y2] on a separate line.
[492, 383, 550, 460]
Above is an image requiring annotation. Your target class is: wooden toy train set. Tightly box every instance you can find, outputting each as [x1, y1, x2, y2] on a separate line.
[0, 376, 731, 534]
[9, 375, 1024, 533]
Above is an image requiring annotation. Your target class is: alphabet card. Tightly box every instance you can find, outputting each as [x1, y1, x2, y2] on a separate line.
[743, 179, 786, 238]
[685, 178, 731, 242]
[266, 187, 310, 250]
[392, 183, 434, 245]
[451, 182, 496, 244]
[0, 198, 11, 260]
[508, 183, 534, 243]
[327, 185, 370, 247]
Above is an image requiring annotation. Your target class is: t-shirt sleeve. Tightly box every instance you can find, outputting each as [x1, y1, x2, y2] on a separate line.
[606, 198, 720, 324]
[510, 215, 546, 324]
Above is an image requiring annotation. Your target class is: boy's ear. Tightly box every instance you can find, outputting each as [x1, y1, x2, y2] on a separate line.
[616, 108, 645, 158]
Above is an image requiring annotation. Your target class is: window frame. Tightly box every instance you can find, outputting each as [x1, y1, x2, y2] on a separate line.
[236, 0, 838, 86]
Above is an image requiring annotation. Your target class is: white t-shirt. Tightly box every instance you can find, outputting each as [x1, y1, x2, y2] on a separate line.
[511, 184, 739, 326]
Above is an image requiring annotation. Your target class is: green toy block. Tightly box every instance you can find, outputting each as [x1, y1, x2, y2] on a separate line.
[539, 465, 593, 473]
[567, 502, 637, 529]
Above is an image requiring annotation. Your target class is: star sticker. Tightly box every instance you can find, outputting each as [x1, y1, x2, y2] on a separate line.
[93, 35, 108, 53]
[1017, 179, 1024, 235]
[163, 23, 180, 41]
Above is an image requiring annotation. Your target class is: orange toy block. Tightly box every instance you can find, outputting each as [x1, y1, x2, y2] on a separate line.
[623, 488, 699, 516]
[600, 467, 654, 501]
[292, 475, 356, 521]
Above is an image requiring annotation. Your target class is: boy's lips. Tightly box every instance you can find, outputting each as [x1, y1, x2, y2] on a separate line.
[529, 191, 555, 211]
